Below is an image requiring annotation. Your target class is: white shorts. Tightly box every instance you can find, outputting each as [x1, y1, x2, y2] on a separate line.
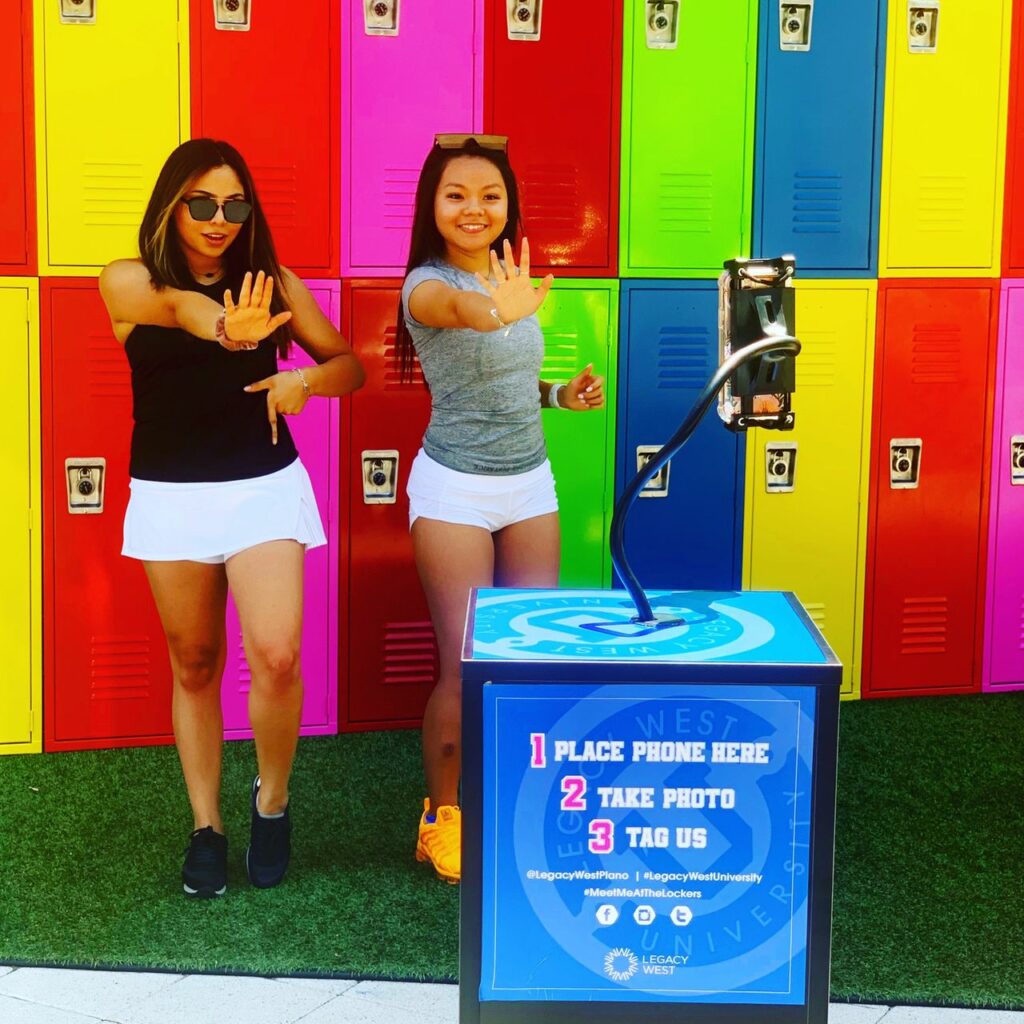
[122, 458, 327, 564]
[406, 449, 558, 532]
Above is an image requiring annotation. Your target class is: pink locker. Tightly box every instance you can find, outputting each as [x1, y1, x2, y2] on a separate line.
[222, 281, 341, 736]
[341, 0, 483, 276]
[984, 282, 1024, 689]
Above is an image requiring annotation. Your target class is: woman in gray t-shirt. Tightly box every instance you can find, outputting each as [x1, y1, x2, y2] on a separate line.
[397, 135, 605, 885]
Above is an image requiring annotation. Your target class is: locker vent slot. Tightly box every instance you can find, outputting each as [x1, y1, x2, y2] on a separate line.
[88, 334, 132, 399]
[90, 636, 153, 699]
[911, 325, 961, 384]
[252, 164, 298, 230]
[522, 164, 580, 231]
[382, 167, 418, 232]
[382, 621, 437, 685]
[802, 601, 826, 632]
[236, 635, 252, 689]
[83, 162, 147, 227]
[542, 333, 580, 377]
[899, 597, 948, 655]
[915, 175, 967, 235]
[383, 328, 426, 389]
[657, 327, 711, 389]
[658, 173, 713, 234]
[796, 329, 837, 389]
[792, 172, 841, 234]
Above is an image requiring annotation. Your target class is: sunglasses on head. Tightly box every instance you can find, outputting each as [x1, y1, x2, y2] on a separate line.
[433, 133, 508, 153]
[181, 196, 253, 224]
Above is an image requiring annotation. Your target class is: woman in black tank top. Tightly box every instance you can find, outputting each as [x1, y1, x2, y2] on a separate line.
[99, 139, 364, 898]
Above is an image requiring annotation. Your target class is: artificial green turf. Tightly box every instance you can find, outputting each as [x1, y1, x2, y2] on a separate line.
[0, 693, 1022, 1006]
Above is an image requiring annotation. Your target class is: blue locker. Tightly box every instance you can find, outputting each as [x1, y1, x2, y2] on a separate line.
[616, 282, 744, 590]
[754, 1, 887, 277]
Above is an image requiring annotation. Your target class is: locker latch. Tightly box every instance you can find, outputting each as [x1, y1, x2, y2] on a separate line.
[645, 1, 679, 50]
[779, 2, 813, 52]
[59, 0, 96, 25]
[765, 442, 797, 492]
[890, 439, 922, 489]
[364, 0, 399, 36]
[362, 450, 399, 504]
[908, 2, 939, 53]
[1011, 436, 1024, 486]
[508, 0, 541, 41]
[636, 446, 669, 498]
[66, 458, 106, 514]
[213, 0, 252, 31]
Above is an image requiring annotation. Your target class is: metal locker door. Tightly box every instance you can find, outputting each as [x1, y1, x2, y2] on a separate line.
[879, 0, 1013, 275]
[36, 0, 188, 274]
[485, 0, 622, 275]
[983, 282, 1024, 689]
[620, 0, 757, 277]
[1003, 0, 1024, 275]
[616, 281, 744, 590]
[342, 0, 483, 276]
[744, 281, 876, 699]
[0, 0, 35, 274]
[191, 0, 339, 277]
[0, 281, 40, 754]
[222, 282, 341, 737]
[42, 280, 173, 750]
[537, 281, 618, 586]
[755, 0, 886, 276]
[342, 280, 436, 731]
[863, 282, 997, 697]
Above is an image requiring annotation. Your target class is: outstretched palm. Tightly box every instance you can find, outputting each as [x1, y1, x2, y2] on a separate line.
[223, 270, 292, 345]
[474, 238, 554, 325]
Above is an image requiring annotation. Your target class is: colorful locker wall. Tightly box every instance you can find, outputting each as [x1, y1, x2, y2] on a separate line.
[754, 0, 887, 277]
[1, 0, 36, 276]
[983, 282, 1024, 690]
[33, 0, 189, 275]
[190, 0, 340, 277]
[0, 280, 41, 754]
[620, 0, 757, 278]
[484, 0, 621, 276]
[341, 0, 483, 277]
[744, 281, 876, 699]
[1004, 0, 1024, 275]
[878, 0, 1012, 276]
[863, 281, 998, 698]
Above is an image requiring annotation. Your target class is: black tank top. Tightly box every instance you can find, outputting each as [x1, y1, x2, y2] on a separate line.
[125, 275, 298, 482]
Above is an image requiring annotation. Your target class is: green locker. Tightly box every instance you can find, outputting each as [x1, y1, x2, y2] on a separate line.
[620, 0, 757, 277]
[538, 280, 619, 586]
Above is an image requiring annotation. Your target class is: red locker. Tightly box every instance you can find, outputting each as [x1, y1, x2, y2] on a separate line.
[190, 0, 339, 277]
[484, 0, 621, 276]
[341, 280, 436, 731]
[1004, 0, 1024, 274]
[0, 0, 35, 274]
[863, 281, 998, 697]
[42, 281, 173, 750]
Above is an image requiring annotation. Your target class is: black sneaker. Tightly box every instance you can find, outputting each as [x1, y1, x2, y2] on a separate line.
[246, 776, 291, 888]
[182, 826, 227, 898]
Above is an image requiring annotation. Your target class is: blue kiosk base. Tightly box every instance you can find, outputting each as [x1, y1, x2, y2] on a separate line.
[460, 588, 841, 1024]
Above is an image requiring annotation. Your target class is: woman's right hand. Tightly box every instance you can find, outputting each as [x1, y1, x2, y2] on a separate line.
[220, 271, 292, 351]
[475, 238, 554, 327]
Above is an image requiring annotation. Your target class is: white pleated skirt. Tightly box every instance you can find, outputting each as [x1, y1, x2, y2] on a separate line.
[122, 458, 326, 564]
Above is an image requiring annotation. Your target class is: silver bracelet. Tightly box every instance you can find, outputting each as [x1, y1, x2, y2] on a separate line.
[489, 307, 512, 337]
[291, 366, 311, 398]
[547, 383, 564, 409]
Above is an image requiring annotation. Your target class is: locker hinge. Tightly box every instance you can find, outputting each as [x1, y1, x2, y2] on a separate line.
[27, 506, 34, 531]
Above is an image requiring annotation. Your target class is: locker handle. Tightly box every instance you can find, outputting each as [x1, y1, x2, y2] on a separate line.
[1011, 436, 1024, 486]
[908, 2, 939, 53]
[508, 0, 542, 41]
[890, 439, 922, 489]
[636, 446, 669, 497]
[645, 1, 679, 50]
[365, 0, 399, 36]
[779, 2, 813, 52]
[765, 442, 797, 492]
[66, 458, 106, 514]
[213, 0, 252, 31]
[362, 450, 399, 504]
[59, 0, 96, 24]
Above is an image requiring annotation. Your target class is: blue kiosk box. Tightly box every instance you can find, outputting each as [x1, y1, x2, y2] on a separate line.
[460, 587, 841, 1024]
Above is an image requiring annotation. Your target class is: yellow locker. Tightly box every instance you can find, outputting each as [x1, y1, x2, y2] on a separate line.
[35, 0, 189, 275]
[879, 0, 1012, 275]
[0, 280, 41, 753]
[743, 281, 875, 699]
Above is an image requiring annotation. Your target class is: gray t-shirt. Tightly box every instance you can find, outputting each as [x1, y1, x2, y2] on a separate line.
[401, 259, 547, 475]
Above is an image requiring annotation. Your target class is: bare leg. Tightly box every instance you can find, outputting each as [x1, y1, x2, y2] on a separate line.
[493, 511, 561, 589]
[144, 560, 229, 832]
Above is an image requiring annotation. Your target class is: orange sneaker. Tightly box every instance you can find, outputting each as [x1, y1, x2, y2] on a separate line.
[416, 798, 461, 884]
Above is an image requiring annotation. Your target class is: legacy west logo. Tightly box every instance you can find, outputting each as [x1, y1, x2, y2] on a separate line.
[603, 947, 639, 982]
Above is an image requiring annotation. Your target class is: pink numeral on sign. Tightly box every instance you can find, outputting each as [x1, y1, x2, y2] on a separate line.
[588, 819, 614, 854]
[560, 775, 587, 811]
[530, 733, 546, 768]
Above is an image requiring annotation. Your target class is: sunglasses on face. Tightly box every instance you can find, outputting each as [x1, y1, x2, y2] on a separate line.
[181, 196, 253, 224]
[433, 133, 509, 153]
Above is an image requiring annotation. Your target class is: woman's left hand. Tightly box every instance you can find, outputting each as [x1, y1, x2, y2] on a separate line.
[562, 364, 605, 411]
[244, 370, 309, 445]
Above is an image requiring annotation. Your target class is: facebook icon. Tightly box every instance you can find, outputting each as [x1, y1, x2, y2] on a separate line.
[595, 905, 619, 926]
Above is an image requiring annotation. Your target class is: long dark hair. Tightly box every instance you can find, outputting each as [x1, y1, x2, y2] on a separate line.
[138, 138, 291, 357]
[396, 138, 523, 382]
